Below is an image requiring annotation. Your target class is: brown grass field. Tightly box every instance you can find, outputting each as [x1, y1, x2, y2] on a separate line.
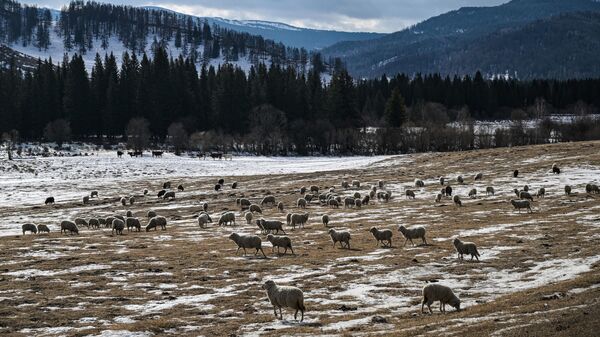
[1, 141, 600, 336]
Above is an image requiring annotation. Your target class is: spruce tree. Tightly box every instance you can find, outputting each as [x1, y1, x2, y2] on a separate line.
[384, 88, 406, 127]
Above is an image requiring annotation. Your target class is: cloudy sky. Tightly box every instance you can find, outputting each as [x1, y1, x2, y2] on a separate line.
[28, 0, 508, 33]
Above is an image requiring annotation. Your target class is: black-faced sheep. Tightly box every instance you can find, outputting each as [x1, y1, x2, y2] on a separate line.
[74, 218, 88, 228]
[474, 172, 483, 181]
[519, 191, 534, 201]
[91, 191, 98, 198]
[445, 185, 452, 196]
[468, 188, 477, 198]
[552, 163, 560, 174]
[435, 193, 442, 203]
[262, 280, 305, 321]
[163, 182, 171, 189]
[457, 176, 464, 184]
[198, 213, 212, 228]
[513, 169, 519, 178]
[157, 189, 166, 198]
[277, 202, 284, 212]
[232, 182, 238, 189]
[352, 180, 360, 188]
[245, 212, 253, 225]
[45, 197, 55, 205]
[60, 220, 79, 235]
[422, 284, 461, 314]
[300, 186, 307, 195]
[310, 185, 319, 193]
[126, 217, 141, 232]
[250, 204, 262, 214]
[565, 185, 572, 195]
[129, 196, 135, 205]
[147, 210, 157, 218]
[398, 225, 427, 246]
[83, 196, 90, 204]
[344, 197, 355, 208]
[354, 199, 362, 208]
[120, 197, 127, 206]
[214, 184, 221, 192]
[453, 238, 480, 261]
[369, 227, 392, 247]
[22, 223, 37, 235]
[229, 233, 266, 257]
[37, 224, 50, 234]
[266, 234, 294, 255]
[362, 195, 370, 205]
[177, 184, 184, 191]
[537, 187, 546, 198]
[415, 179, 425, 188]
[322, 214, 330, 227]
[405, 190, 416, 199]
[163, 191, 176, 200]
[328, 199, 340, 208]
[239, 198, 251, 210]
[88, 218, 100, 229]
[328, 229, 351, 249]
[112, 219, 125, 235]
[218, 178, 225, 185]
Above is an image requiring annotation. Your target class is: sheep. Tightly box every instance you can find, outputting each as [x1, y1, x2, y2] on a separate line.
[552, 163, 560, 174]
[445, 185, 452, 196]
[232, 182, 238, 189]
[83, 196, 90, 204]
[229, 233, 266, 257]
[120, 197, 127, 206]
[218, 178, 225, 185]
[370, 190, 376, 199]
[214, 184, 222, 192]
[513, 188, 521, 197]
[537, 187, 546, 198]
[421, 284, 461, 314]
[415, 179, 425, 188]
[88, 218, 100, 229]
[74, 218, 88, 228]
[198, 213, 212, 228]
[362, 195, 370, 205]
[218, 212, 236, 226]
[147, 210, 157, 218]
[37, 224, 50, 234]
[354, 199, 362, 208]
[245, 212, 253, 225]
[146, 216, 167, 231]
[328, 229, 351, 249]
[129, 196, 135, 205]
[143, 189, 148, 195]
[266, 234, 294, 255]
[290, 213, 309, 229]
[261, 196, 277, 206]
[239, 198, 251, 210]
[60, 220, 79, 235]
[485, 186, 495, 196]
[435, 193, 442, 203]
[112, 219, 125, 235]
[405, 190, 416, 199]
[277, 202, 284, 212]
[262, 280, 305, 321]
[398, 225, 427, 246]
[322, 214, 330, 227]
[126, 217, 141, 232]
[352, 180, 360, 188]
[474, 172, 483, 181]
[457, 175, 464, 184]
[344, 197, 355, 208]
[98, 218, 106, 226]
[369, 227, 393, 247]
[300, 186, 307, 195]
[297, 198, 307, 209]
[91, 191, 98, 198]
[305, 194, 315, 202]
[163, 182, 171, 189]
[328, 199, 340, 208]
[115, 215, 125, 221]
[201, 202, 209, 212]
[453, 238, 480, 261]
[513, 169, 519, 178]
[163, 191, 176, 200]
[22, 223, 37, 235]
[453, 195, 462, 206]
[565, 185, 572, 195]
[104, 217, 115, 228]
[124, 211, 132, 218]
[377, 191, 390, 202]
[257, 219, 286, 235]
[342, 181, 350, 189]
[177, 184, 184, 191]
[519, 191, 534, 201]
[586, 184, 600, 194]
[523, 185, 529, 192]
[45, 197, 55, 205]
[511, 199, 532, 213]
[378, 180, 385, 188]
[249, 204, 263, 214]
[468, 188, 477, 198]
[310, 185, 319, 193]
[157, 189, 166, 198]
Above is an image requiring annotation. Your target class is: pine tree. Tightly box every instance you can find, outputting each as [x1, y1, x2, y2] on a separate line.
[384, 88, 406, 127]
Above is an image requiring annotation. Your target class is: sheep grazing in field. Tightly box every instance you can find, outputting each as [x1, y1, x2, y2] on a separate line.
[157, 189, 166, 198]
[266, 234, 294, 255]
[277, 202, 284, 212]
[146, 216, 167, 231]
[398, 225, 427, 246]
[297, 198, 307, 209]
[341, 181, 350, 189]
[328, 199, 340, 208]
[218, 212, 236, 226]
[353, 192, 361, 199]
[513, 188, 521, 197]
[112, 219, 125, 235]
[143, 189, 148, 195]
[405, 190, 416, 199]
[415, 179, 425, 188]
[513, 169, 519, 178]
[362, 195, 370, 205]
[249, 204, 263, 214]
[261, 196, 276, 207]
[239, 198, 251, 210]
[445, 185, 453, 196]
[214, 184, 222, 192]
[457, 175, 464, 184]
[231, 182, 238, 189]
[344, 197, 355, 208]
[370, 190, 376, 199]
[523, 185, 529, 192]
[537, 187, 546, 198]
[519, 191, 534, 201]
[201, 202, 209, 212]
[126, 210, 133, 217]
[75, 218, 88, 228]
[262, 280, 305, 321]
[564, 185, 572, 196]
[371, 185, 377, 192]
[439, 177, 445, 186]
[310, 185, 319, 194]
[290, 213, 309, 229]
[120, 197, 127, 206]
[229, 233, 266, 257]
[45, 197, 55, 205]
[37, 224, 50, 234]
[354, 199, 362, 208]
[511, 199, 532, 213]
[453, 238, 480, 261]
[22, 223, 37, 235]
[586, 183, 600, 194]
[163, 191, 176, 200]
[441, 187, 446, 196]
[129, 196, 135, 205]
[305, 194, 314, 202]
[422, 284, 461, 314]
[177, 184, 184, 191]
[378, 180, 385, 188]
[126, 217, 141, 232]
[328, 229, 351, 249]
[83, 196, 90, 204]
[60, 221, 79, 235]
[300, 186, 307, 195]
[486, 187, 495, 196]
[552, 163, 560, 174]
[435, 193, 442, 203]
[453, 195, 462, 206]
[104, 217, 115, 228]
[468, 188, 477, 198]
[286, 213, 292, 226]
[115, 215, 125, 221]
[147, 210, 157, 218]
[88, 218, 100, 229]
[369, 227, 392, 247]
[245, 212, 253, 224]
[377, 191, 390, 202]
[163, 182, 171, 189]
[474, 172, 483, 181]
[322, 214, 330, 227]
[91, 191, 98, 198]
[198, 213, 212, 228]
[218, 178, 225, 185]
[352, 180, 360, 188]
[257, 219, 286, 235]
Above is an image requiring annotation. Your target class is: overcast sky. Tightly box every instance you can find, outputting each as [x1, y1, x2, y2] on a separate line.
[28, 0, 509, 33]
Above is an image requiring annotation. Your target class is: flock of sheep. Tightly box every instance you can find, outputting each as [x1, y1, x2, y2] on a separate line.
[19, 162, 598, 322]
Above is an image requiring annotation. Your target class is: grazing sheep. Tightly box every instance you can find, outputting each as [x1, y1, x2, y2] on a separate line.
[422, 284, 461, 314]
[147, 210, 157, 218]
[249, 204, 263, 214]
[513, 169, 519, 178]
[75, 218, 88, 228]
[177, 184, 184, 191]
[453, 238, 480, 261]
[354, 199, 362, 208]
[453, 195, 462, 206]
[146, 216, 167, 231]
[214, 184, 222, 192]
[304, 194, 315, 202]
[37, 224, 50, 234]
[352, 180, 360, 188]
[371, 186, 377, 192]
[163, 191, 176, 200]
[232, 182, 238, 189]
[201, 202, 209, 212]
[565, 185, 572, 196]
[322, 214, 330, 227]
[398, 225, 427, 246]
[552, 163, 560, 174]
[523, 185, 529, 192]
[218, 212, 236, 226]
[485, 186, 495, 196]
[218, 178, 225, 185]
[266, 234, 294, 255]
[45, 197, 55, 205]
[60, 220, 79, 235]
[257, 219, 286, 235]
[91, 191, 98, 198]
[474, 172, 483, 181]
[229, 233, 266, 257]
[344, 197, 355, 208]
[297, 198, 307, 209]
[415, 179, 425, 188]
[198, 213, 212, 228]
[98, 218, 106, 226]
[111, 219, 125, 235]
[537, 187, 546, 198]
[377, 191, 390, 202]
[435, 193, 442, 203]
[129, 196, 135, 205]
[143, 189, 148, 195]
[277, 202, 284, 212]
[328, 229, 351, 249]
[519, 191, 534, 201]
[262, 280, 305, 321]
[362, 195, 370, 205]
[586, 184, 600, 194]
[290, 213, 309, 229]
[445, 185, 452, 196]
[457, 176, 464, 184]
[511, 199, 532, 213]
[369, 227, 393, 247]
[300, 186, 307, 195]
[370, 190, 376, 199]
[115, 215, 125, 221]
[342, 181, 350, 189]
[239, 198, 251, 210]
[513, 188, 521, 197]
[261, 196, 277, 206]
[468, 188, 477, 198]
[439, 177, 445, 186]
[328, 199, 340, 208]
[83, 196, 90, 204]
[353, 192, 361, 199]
[310, 185, 319, 193]
[88, 218, 100, 229]
[405, 190, 416, 199]
[126, 217, 141, 232]
[157, 190, 166, 198]
[124, 211, 132, 218]
[163, 182, 171, 189]
[104, 217, 115, 228]
[245, 212, 253, 225]
[120, 197, 127, 206]
[22, 223, 37, 235]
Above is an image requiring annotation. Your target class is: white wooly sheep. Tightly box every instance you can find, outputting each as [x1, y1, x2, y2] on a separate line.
[257, 219, 286, 235]
[310, 185, 319, 193]
[198, 213, 212, 228]
[415, 179, 425, 188]
[421, 284, 461, 314]
[322, 214, 330, 227]
[22, 223, 37, 235]
[218, 212, 236, 226]
[245, 212, 253, 225]
[249, 204, 263, 214]
[369, 227, 392, 247]
[75, 218, 88, 228]
[277, 202, 284, 212]
[565, 185, 572, 195]
[146, 216, 167, 231]
[468, 188, 477, 198]
[344, 197, 355, 208]
[261, 196, 276, 206]
[266, 234, 294, 255]
[354, 198, 362, 208]
[90, 191, 98, 198]
[474, 172, 483, 181]
[129, 196, 135, 205]
[435, 193, 442, 203]
[341, 181, 350, 189]
[398, 225, 427, 246]
[83, 196, 90, 204]
[485, 186, 495, 196]
[328, 229, 351, 249]
[229, 233, 266, 257]
[297, 198, 307, 209]
[511, 199, 532, 213]
[112, 219, 125, 235]
[163, 191, 176, 200]
[239, 198, 251, 209]
[126, 217, 141, 231]
[147, 210, 157, 218]
[290, 213, 309, 229]
[537, 187, 546, 198]
[453, 238, 480, 261]
[405, 190, 416, 199]
[60, 220, 79, 235]
[453, 195, 462, 206]
[37, 224, 50, 233]
[262, 280, 305, 321]
[457, 175, 464, 184]
[519, 191, 534, 201]
[120, 197, 127, 206]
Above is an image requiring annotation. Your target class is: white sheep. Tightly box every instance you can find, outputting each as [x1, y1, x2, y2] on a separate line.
[322, 214, 330, 227]
[146, 216, 167, 231]
[421, 284, 461, 314]
[328, 228, 351, 249]
[398, 225, 427, 246]
[266, 234, 294, 255]
[229, 233, 266, 257]
[511, 199, 532, 213]
[257, 219, 286, 235]
[262, 280, 305, 321]
[453, 238, 480, 260]
[218, 212, 236, 226]
[198, 213, 212, 228]
[369, 227, 393, 247]
[290, 213, 309, 229]
[245, 212, 253, 225]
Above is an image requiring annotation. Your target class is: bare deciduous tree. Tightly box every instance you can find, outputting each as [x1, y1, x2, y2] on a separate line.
[2, 129, 19, 160]
[167, 122, 188, 155]
[43, 119, 72, 148]
[126, 118, 151, 151]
